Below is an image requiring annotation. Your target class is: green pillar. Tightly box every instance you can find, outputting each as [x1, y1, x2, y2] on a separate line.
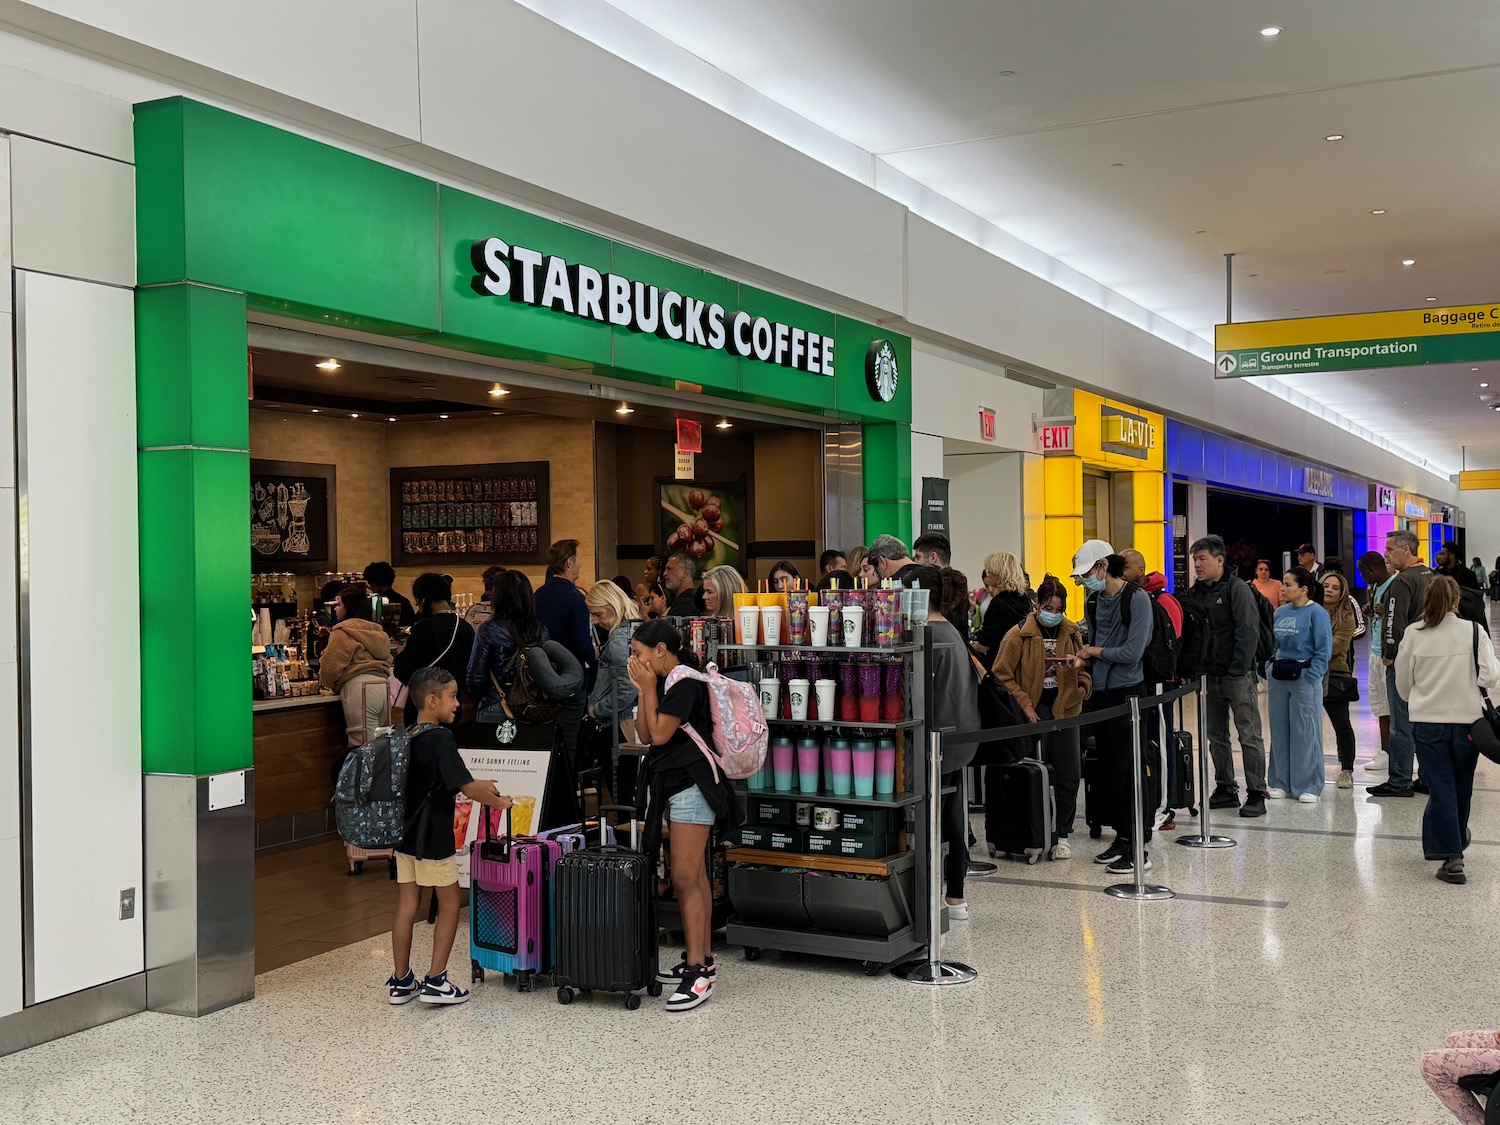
[862, 422, 912, 545]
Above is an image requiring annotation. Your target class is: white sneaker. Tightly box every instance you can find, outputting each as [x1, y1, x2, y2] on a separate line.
[1365, 752, 1389, 772]
[1266, 788, 1290, 799]
[945, 900, 969, 920]
[1297, 792, 1318, 804]
[1337, 770, 1354, 789]
[1049, 840, 1072, 860]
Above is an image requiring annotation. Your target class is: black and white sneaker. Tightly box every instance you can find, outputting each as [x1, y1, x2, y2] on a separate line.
[656, 953, 718, 986]
[418, 971, 471, 1006]
[1106, 851, 1152, 875]
[386, 970, 419, 1005]
[1094, 840, 1127, 864]
[665, 966, 715, 1013]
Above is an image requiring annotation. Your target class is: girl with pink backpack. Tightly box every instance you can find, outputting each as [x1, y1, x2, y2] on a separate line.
[626, 619, 750, 1013]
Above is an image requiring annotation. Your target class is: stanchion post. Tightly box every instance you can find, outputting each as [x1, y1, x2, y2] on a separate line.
[1177, 676, 1236, 849]
[895, 732, 977, 985]
[1106, 696, 1173, 901]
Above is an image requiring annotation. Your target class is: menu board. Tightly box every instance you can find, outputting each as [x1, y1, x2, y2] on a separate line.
[250, 459, 337, 574]
[390, 461, 550, 566]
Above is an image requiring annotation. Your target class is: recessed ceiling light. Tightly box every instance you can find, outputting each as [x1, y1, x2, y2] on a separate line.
[310, 409, 320, 414]
[1402, 259, 1416, 266]
[315, 358, 341, 372]
[1370, 209, 1387, 215]
[388, 417, 397, 422]
[491, 411, 504, 416]
[1110, 162, 1124, 168]
[1426, 297, 1438, 302]
[1260, 26, 1282, 37]
[616, 403, 634, 415]
[349, 413, 359, 419]
[997, 70, 1015, 77]
[1473, 368, 1480, 371]
[439, 414, 449, 419]
[1324, 134, 1344, 142]
[1482, 383, 1490, 389]
[488, 384, 509, 398]
[716, 419, 733, 430]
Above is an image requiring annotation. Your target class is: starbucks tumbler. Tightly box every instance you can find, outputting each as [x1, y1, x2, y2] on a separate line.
[788, 678, 811, 721]
[829, 739, 853, 796]
[772, 738, 796, 792]
[815, 678, 837, 722]
[796, 738, 821, 795]
[837, 662, 859, 721]
[852, 740, 876, 798]
[758, 678, 781, 720]
[787, 591, 810, 646]
[881, 662, 905, 722]
[737, 604, 761, 647]
[822, 589, 845, 647]
[761, 604, 784, 647]
[842, 605, 866, 649]
[858, 661, 882, 723]
[875, 738, 897, 795]
[874, 587, 902, 648]
[808, 605, 831, 647]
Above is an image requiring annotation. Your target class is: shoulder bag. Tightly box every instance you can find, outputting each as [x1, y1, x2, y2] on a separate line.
[1469, 622, 1500, 764]
[388, 614, 462, 711]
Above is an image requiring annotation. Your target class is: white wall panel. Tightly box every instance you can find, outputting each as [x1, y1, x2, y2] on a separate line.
[10, 137, 134, 288]
[1461, 490, 1500, 576]
[0, 835, 20, 1017]
[913, 341, 1042, 452]
[16, 271, 141, 1003]
[413, 0, 905, 315]
[0, 60, 132, 162]
[945, 451, 1025, 587]
[17, 0, 421, 140]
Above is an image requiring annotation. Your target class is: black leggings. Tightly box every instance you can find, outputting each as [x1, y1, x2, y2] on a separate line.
[1324, 697, 1356, 771]
[941, 775, 967, 901]
[1087, 684, 1152, 844]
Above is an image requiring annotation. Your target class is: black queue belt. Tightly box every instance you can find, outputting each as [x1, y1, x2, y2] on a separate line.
[940, 677, 1203, 749]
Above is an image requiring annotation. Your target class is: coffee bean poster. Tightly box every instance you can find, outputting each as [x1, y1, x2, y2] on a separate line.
[657, 479, 745, 572]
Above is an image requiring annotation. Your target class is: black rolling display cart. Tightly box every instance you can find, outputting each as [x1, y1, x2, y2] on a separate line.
[717, 625, 939, 976]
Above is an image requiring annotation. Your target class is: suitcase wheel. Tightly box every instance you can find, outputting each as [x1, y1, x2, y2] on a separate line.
[1027, 853, 1041, 866]
[347, 861, 363, 876]
[986, 844, 998, 858]
[744, 947, 762, 962]
[648, 981, 663, 998]
[556, 987, 575, 1005]
[625, 993, 641, 1011]
[471, 960, 484, 984]
[517, 974, 533, 994]
[862, 961, 884, 977]
[1190, 806, 1200, 817]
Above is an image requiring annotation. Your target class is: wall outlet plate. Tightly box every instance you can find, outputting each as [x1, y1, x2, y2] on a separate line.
[120, 887, 135, 920]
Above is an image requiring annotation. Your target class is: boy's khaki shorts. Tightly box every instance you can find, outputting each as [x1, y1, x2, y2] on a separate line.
[395, 852, 459, 887]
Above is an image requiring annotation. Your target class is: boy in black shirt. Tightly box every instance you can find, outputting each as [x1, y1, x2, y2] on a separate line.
[387, 667, 511, 1007]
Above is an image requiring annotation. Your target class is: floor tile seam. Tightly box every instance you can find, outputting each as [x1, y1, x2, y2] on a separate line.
[973, 874, 1288, 909]
[1221, 822, 1500, 846]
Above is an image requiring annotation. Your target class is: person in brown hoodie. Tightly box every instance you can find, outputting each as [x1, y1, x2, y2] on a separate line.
[992, 575, 1092, 858]
[319, 584, 394, 748]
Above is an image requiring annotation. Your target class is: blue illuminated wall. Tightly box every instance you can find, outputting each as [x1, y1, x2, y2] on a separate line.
[1167, 420, 1368, 508]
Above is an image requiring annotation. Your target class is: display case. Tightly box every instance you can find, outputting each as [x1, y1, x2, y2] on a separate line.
[717, 629, 940, 975]
[389, 461, 550, 567]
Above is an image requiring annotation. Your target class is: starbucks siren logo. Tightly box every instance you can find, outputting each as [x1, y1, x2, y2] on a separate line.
[866, 339, 899, 403]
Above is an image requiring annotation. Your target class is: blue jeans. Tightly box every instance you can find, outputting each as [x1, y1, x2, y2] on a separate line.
[1267, 675, 1324, 798]
[1386, 664, 1415, 787]
[1413, 722, 1478, 860]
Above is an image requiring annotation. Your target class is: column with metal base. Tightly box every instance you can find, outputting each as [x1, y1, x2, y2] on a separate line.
[1177, 677, 1236, 849]
[1106, 696, 1174, 900]
[895, 733, 978, 985]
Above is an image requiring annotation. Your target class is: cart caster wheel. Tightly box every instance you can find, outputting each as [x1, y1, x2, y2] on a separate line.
[347, 861, 363, 876]
[556, 987, 574, 1005]
[744, 947, 762, 962]
[1089, 825, 1103, 840]
[862, 961, 882, 977]
[471, 960, 483, 984]
[647, 981, 663, 997]
[518, 977, 533, 994]
[625, 993, 642, 1011]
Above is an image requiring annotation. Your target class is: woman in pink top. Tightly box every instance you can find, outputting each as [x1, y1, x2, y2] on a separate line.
[1252, 560, 1284, 607]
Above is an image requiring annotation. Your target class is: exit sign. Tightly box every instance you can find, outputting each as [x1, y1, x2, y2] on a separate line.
[979, 407, 997, 442]
[1039, 423, 1073, 454]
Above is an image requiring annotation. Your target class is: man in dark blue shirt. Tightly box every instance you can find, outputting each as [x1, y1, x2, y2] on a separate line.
[534, 538, 595, 685]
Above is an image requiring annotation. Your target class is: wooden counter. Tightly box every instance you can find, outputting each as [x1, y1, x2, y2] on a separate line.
[253, 694, 346, 849]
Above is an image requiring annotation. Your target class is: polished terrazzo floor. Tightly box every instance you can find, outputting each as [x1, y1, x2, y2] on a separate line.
[2, 641, 1496, 1124]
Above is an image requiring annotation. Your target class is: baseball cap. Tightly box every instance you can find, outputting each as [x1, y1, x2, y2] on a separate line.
[1296, 543, 1316, 556]
[1071, 539, 1114, 577]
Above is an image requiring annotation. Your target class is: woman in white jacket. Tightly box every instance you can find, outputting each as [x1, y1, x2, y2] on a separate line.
[1395, 576, 1500, 885]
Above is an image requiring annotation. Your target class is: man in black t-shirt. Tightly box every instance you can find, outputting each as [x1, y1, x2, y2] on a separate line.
[387, 667, 510, 1009]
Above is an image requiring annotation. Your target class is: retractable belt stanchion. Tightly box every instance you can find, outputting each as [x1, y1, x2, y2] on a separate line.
[1177, 676, 1236, 849]
[895, 732, 978, 986]
[1106, 696, 1174, 901]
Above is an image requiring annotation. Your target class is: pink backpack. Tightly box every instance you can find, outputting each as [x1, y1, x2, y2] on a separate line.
[664, 663, 769, 781]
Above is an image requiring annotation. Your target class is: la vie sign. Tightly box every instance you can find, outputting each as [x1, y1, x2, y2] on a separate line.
[470, 236, 835, 375]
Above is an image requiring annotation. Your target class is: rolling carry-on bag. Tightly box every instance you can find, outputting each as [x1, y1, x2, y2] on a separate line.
[1167, 699, 1196, 814]
[552, 810, 659, 1009]
[1082, 734, 1113, 839]
[987, 748, 1055, 864]
[469, 807, 558, 991]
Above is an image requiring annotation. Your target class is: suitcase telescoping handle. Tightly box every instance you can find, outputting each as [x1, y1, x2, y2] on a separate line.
[479, 801, 512, 862]
[598, 803, 641, 850]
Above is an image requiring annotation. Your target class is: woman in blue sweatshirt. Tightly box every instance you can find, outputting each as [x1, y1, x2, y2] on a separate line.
[1267, 567, 1333, 803]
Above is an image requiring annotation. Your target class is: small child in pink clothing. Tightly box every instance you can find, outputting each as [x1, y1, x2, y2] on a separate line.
[1423, 1030, 1500, 1124]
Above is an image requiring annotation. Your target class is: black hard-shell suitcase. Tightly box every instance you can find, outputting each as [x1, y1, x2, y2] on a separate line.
[552, 808, 659, 1009]
[1164, 699, 1197, 814]
[1082, 735, 1112, 839]
[987, 754, 1054, 864]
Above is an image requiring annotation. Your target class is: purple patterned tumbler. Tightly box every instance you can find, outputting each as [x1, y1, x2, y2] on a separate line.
[858, 661, 882, 724]
[881, 661, 904, 722]
[822, 588, 845, 648]
[837, 661, 859, 721]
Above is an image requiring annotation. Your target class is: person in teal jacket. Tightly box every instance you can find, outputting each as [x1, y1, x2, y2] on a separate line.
[1266, 567, 1333, 803]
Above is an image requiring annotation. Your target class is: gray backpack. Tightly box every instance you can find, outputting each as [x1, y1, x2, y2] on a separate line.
[334, 724, 436, 848]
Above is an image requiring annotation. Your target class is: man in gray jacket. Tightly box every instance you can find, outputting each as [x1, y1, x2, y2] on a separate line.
[1370, 529, 1432, 798]
[1180, 535, 1269, 819]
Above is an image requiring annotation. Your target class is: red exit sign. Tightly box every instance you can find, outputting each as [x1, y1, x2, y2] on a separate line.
[1039, 424, 1073, 453]
[979, 407, 997, 442]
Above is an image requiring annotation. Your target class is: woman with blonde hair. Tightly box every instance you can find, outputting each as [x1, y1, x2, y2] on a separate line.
[971, 551, 1032, 669]
[701, 564, 747, 618]
[843, 546, 873, 587]
[1321, 571, 1360, 789]
[585, 579, 642, 724]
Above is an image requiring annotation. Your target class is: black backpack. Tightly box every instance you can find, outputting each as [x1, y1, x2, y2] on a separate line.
[1086, 583, 1179, 684]
[1246, 582, 1276, 670]
[1459, 585, 1489, 630]
[1176, 598, 1212, 680]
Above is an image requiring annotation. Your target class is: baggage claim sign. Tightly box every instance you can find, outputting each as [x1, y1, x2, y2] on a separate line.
[1214, 302, 1500, 377]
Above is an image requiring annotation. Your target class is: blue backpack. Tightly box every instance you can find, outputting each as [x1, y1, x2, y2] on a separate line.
[333, 724, 436, 848]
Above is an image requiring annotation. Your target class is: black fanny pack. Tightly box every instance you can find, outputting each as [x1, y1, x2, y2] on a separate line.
[1270, 659, 1311, 681]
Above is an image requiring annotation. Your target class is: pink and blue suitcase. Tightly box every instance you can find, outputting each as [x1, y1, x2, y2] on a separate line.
[468, 808, 558, 992]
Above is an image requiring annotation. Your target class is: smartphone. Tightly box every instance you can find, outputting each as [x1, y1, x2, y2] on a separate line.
[1044, 655, 1070, 663]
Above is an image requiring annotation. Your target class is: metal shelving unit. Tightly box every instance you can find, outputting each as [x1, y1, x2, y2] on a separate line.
[724, 625, 938, 975]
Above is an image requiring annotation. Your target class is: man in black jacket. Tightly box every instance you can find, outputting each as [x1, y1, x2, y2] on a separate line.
[1436, 542, 1481, 591]
[1371, 529, 1432, 798]
[663, 551, 702, 618]
[1180, 534, 1268, 818]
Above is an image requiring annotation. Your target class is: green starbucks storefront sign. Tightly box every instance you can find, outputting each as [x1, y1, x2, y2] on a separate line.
[134, 96, 913, 781]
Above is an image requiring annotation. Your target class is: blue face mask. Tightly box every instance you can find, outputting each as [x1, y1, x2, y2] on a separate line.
[1038, 609, 1065, 628]
[1081, 575, 1107, 594]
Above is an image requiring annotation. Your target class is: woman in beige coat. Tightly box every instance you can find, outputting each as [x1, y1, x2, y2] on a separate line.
[318, 584, 394, 748]
[991, 575, 1091, 859]
[1321, 572, 1359, 789]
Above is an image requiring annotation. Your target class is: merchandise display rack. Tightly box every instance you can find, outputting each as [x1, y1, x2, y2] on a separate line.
[718, 629, 940, 975]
